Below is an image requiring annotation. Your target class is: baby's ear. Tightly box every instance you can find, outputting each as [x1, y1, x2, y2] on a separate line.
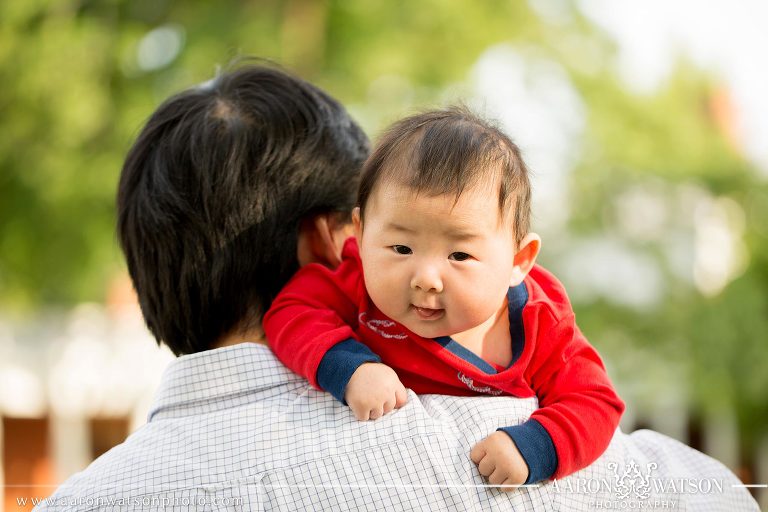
[510, 233, 541, 286]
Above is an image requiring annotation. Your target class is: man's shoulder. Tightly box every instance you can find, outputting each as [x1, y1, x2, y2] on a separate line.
[34, 393, 546, 511]
[34, 412, 258, 510]
[34, 428, 160, 510]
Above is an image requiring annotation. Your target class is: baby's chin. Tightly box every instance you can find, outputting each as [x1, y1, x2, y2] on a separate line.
[399, 319, 454, 340]
[377, 304, 456, 339]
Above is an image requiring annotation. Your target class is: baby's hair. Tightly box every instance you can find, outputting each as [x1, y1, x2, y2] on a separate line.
[357, 106, 531, 245]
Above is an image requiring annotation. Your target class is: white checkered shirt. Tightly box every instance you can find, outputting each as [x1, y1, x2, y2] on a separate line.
[35, 343, 758, 511]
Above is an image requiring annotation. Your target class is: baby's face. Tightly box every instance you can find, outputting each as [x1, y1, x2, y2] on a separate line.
[355, 180, 519, 339]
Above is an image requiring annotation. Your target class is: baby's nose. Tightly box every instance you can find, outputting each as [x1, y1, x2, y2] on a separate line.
[410, 266, 443, 293]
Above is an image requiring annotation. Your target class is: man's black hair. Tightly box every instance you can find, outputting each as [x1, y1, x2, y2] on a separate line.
[117, 63, 369, 355]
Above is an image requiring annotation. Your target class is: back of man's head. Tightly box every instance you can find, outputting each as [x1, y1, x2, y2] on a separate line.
[117, 64, 369, 355]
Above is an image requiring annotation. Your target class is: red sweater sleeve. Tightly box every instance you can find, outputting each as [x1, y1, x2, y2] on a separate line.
[525, 313, 625, 479]
[263, 256, 362, 389]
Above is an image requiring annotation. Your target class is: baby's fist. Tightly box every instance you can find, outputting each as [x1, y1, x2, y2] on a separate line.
[470, 431, 529, 491]
[345, 363, 408, 421]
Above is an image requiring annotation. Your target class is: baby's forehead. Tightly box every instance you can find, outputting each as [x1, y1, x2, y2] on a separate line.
[376, 155, 505, 198]
[370, 179, 515, 232]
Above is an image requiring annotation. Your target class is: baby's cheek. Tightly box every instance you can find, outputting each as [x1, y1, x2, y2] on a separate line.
[449, 289, 484, 316]
[367, 276, 405, 318]
[456, 279, 507, 318]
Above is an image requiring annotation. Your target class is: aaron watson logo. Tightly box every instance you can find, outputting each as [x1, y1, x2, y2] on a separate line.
[607, 460, 657, 500]
[552, 458, 725, 509]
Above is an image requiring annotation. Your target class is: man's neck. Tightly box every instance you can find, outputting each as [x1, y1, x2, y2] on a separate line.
[211, 327, 268, 349]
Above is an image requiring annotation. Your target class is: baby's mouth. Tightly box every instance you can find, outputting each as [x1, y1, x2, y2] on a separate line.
[412, 305, 444, 320]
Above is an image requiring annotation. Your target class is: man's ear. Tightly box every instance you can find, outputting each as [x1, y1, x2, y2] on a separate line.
[297, 212, 354, 268]
[510, 233, 541, 286]
[352, 207, 362, 241]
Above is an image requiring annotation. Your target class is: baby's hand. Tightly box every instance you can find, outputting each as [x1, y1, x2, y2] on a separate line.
[470, 431, 530, 492]
[344, 362, 408, 421]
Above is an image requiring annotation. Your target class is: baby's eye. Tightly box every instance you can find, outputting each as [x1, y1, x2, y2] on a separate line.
[391, 245, 413, 255]
[449, 252, 472, 261]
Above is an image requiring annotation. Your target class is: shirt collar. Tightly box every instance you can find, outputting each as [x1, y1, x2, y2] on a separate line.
[147, 343, 304, 422]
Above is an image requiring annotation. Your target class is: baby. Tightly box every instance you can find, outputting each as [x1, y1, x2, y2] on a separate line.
[264, 107, 624, 487]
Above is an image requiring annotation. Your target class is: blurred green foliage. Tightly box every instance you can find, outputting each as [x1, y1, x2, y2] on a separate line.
[1, 0, 766, 459]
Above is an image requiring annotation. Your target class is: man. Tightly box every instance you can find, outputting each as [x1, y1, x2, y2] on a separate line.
[37, 63, 757, 511]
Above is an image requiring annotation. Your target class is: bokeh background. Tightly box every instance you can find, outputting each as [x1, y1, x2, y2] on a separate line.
[1, 0, 767, 509]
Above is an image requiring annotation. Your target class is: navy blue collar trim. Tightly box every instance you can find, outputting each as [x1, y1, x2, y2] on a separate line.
[433, 336, 498, 373]
[433, 282, 528, 375]
[507, 281, 528, 367]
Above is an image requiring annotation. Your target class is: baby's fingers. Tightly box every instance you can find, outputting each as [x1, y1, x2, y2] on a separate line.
[352, 405, 370, 421]
[369, 405, 384, 420]
[469, 443, 486, 465]
[498, 478, 519, 493]
[476, 454, 496, 477]
[394, 387, 408, 408]
[382, 396, 397, 415]
[488, 468, 508, 486]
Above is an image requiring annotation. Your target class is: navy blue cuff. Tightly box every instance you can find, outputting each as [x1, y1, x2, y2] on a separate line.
[498, 419, 558, 484]
[316, 338, 381, 405]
